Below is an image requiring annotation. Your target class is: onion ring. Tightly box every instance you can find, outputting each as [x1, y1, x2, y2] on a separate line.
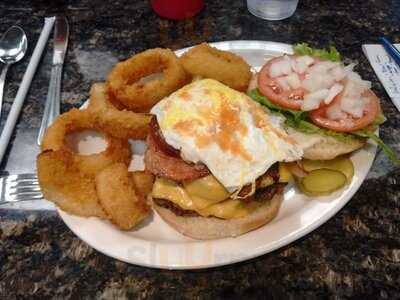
[179, 43, 252, 92]
[106, 48, 188, 112]
[131, 171, 155, 198]
[95, 163, 151, 230]
[37, 150, 106, 218]
[41, 108, 131, 176]
[88, 83, 151, 140]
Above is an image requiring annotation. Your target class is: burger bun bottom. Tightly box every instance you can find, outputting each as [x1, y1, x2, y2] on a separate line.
[152, 192, 282, 240]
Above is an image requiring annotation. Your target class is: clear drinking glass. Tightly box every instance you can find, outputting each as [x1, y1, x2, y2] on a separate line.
[247, 0, 299, 21]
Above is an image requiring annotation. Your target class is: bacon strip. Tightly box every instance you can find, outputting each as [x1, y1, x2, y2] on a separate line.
[144, 128, 209, 181]
[149, 117, 180, 157]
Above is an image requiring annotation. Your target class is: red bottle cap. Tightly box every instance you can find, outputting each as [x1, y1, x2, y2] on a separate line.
[150, 0, 204, 20]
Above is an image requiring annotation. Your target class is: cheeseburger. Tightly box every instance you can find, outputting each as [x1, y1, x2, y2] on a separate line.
[145, 79, 302, 239]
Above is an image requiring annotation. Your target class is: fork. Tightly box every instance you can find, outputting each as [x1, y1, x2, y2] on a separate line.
[0, 173, 43, 205]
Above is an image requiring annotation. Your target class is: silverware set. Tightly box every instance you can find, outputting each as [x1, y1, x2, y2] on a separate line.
[0, 16, 68, 205]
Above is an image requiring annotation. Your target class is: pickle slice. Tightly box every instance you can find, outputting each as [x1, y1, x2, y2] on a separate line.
[326, 157, 354, 183]
[301, 169, 346, 195]
[302, 156, 354, 182]
[301, 159, 326, 172]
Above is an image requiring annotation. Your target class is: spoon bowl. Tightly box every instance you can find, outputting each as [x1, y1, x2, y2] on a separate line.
[0, 26, 28, 120]
[0, 26, 27, 64]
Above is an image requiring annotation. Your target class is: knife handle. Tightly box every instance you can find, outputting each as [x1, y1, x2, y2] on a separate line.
[37, 64, 62, 145]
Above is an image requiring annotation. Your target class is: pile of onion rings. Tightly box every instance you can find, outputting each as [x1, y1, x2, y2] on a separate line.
[180, 43, 252, 92]
[38, 106, 153, 230]
[106, 48, 188, 112]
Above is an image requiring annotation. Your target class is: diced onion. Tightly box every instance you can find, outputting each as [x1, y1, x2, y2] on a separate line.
[281, 56, 293, 75]
[293, 56, 314, 73]
[297, 55, 315, 67]
[340, 96, 365, 118]
[347, 71, 362, 82]
[334, 69, 372, 118]
[269, 62, 282, 78]
[308, 61, 338, 75]
[344, 63, 356, 74]
[330, 66, 346, 82]
[286, 73, 302, 89]
[302, 72, 336, 92]
[302, 89, 329, 111]
[326, 103, 347, 120]
[343, 64, 371, 96]
[324, 83, 343, 104]
[293, 60, 307, 74]
[269, 55, 293, 78]
[276, 76, 291, 91]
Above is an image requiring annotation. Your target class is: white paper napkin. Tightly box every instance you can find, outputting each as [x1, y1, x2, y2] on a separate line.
[362, 43, 400, 112]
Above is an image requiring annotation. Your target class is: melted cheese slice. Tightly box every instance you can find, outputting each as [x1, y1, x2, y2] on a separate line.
[199, 199, 262, 219]
[152, 178, 262, 219]
[153, 177, 220, 210]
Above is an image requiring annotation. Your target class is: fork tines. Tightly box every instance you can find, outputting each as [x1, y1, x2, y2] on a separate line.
[0, 173, 43, 204]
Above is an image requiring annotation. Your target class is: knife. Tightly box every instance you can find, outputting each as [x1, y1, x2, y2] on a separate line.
[37, 16, 69, 145]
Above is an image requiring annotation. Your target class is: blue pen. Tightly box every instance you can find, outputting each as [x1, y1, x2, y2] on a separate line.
[379, 37, 400, 67]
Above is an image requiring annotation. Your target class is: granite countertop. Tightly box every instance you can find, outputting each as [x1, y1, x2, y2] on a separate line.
[0, 0, 399, 298]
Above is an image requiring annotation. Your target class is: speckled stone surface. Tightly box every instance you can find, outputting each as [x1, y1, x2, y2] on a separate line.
[0, 0, 399, 299]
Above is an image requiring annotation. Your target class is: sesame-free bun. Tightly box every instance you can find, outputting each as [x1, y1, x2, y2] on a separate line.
[287, 128, 366, 160]
[152, 192, 282, 240]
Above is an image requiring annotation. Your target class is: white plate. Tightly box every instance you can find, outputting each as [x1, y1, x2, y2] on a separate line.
[58, 41, 377, 270]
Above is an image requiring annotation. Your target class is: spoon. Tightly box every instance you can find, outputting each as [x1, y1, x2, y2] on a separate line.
[0, 26, 28, 120]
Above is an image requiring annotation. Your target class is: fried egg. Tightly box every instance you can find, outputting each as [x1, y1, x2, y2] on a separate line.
[151, 79, 302, 192]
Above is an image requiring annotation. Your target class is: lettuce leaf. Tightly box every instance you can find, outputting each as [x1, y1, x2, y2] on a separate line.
[372, 113, 386, 126]
[354, 129, 400, 164]
[248, 89, 307, 123]
[293, 43, 341, 62]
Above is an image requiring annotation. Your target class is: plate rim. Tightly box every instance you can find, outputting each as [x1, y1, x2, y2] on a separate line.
[57, 40, 377, 270]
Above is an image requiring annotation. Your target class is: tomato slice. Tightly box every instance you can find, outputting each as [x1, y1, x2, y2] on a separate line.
[308, 89, 380, 132]
[258, 56, 307, 110]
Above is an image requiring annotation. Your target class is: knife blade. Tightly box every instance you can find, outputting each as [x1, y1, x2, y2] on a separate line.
[52, 16, 69, 65]
[37, 16, 69, 145]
